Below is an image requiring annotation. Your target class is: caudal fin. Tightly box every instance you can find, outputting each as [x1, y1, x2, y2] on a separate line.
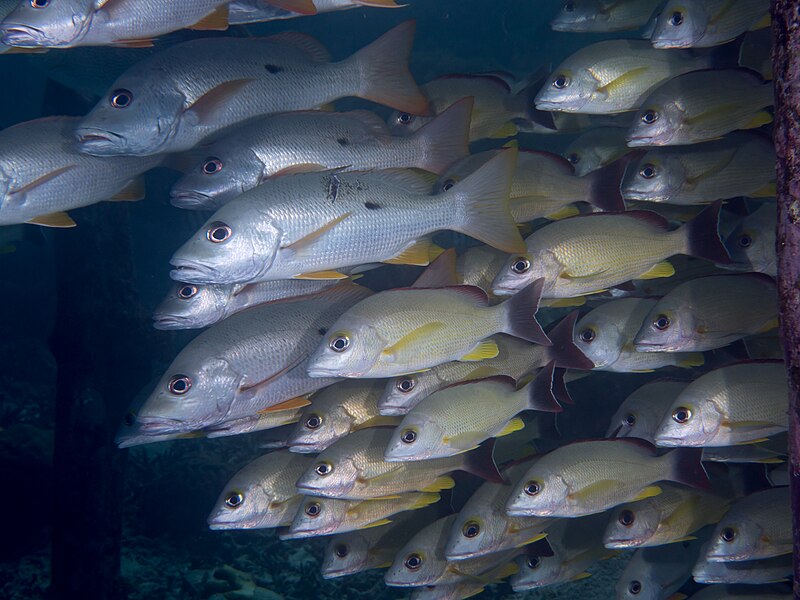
[347, 21, 430, 115]
[583, 157, 626, 212]
[411, 97, 471, 174]
[461, 439, 505, 483]
[668, 448, 712, 491]
[682, 200, 732, 264]
[525, 361, 564, 413]
[412, 248, 459, 288]
[447, 149, 525, 253]
[500, 279, 551, 346]
[545, 310, 595, 370]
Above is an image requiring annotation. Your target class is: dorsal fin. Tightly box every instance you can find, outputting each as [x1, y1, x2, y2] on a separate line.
[265, 31, 331, 62]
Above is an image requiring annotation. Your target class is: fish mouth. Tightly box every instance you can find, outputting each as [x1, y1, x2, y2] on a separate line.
[633, 340, 670, 352]
[287, 441, 325, 454]
[603, 537, 641, 549]
[376, 405, 407, 417]
[135, 416, 186, 435]
[306, 366, 343, 378]
[75, 128, 127, 155]
[651, 38, 692, 49]
[0, 24, 49, 46]
[506, 504, 551, 517]
[534, 99, 574, 112]
[152, 314, 192, 330]
[170, 189, 216, 210]
[169, 258, 218, 284]
[652, 434, 687, 447]
[626, 135, 661, 147]
[490, 285, 517, 297]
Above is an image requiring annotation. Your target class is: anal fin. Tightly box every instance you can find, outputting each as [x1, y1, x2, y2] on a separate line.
[637, 261, 675, 280]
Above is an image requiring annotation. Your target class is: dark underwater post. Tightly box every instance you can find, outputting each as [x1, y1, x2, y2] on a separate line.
[772, 0, 800, 597]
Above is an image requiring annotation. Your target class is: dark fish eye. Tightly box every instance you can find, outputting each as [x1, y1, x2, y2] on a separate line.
[334, 544, 349, 558]
[225, 491, 243, 508]
[329, 335, 350, 353]
[206, 222, 232, 243]
[563, 1, 575, 11]
[579, 328, 596, 343]
[639, 164, 657, 179]
[400, 429, 417, 444]
[511, 257, 531, 274]
[110, 88, 133, 108]
[672, 406, 692, 424]
[624, 413, 636, 427]
[30, 0, 49, 6]
[641, 109, 659, 125]
[566, 152, 580, 164]
[629, 580, 642, 595]
[552, 74, 570, 89]
[305, 414, 322, 429]
[168, 374, 192, 395]
[737, 234, 753, 248]
[524, 480, 542, 496]
[305, 501, 321, 517]
[653, 314, 671, 330]
[462, 521, 480, 538]
[123, 411, 136, 427]
[441, 179, 456, 192]
[526, 556, 541, 569]
[396, 378, 415, 393]
[202, 157, 223, 175]
[178, 284, 198, 299]
[720, 526, 736, 542]
[315, 462, 333, 476]
[669, 11, 684, 26]
[398, 113, 413, 125]
[618, 509, 635, 527]
[404, 553, 422, 570]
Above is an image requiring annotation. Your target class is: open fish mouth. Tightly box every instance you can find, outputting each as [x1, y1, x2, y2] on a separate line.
[75, 128, 126, 154]
[0, 24, 49, 46]
[170, 189, 215, 209]
[169, 258, 218, 283]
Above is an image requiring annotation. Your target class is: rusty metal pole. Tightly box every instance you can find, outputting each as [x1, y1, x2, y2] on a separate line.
[772, 1, 800, 597]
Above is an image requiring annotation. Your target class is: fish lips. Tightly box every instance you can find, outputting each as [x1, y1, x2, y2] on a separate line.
[75, 128, 127, 156]
[152, 314, 194, 330]
[170, 189, 217, 210]
[0, 24, 51, 47]
[169, 257, 221, 284]
[135, 415, 187, 435]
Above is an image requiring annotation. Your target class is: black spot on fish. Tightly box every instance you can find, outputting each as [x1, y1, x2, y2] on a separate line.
[337, 138, 349, 146]
[326, 175, 341, 203]
[318, 327, 328, 335]
[264, 64, 283, 74]
[364, 202, 381, 210]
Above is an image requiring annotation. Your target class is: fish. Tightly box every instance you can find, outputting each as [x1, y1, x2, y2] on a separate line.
[169, 100, 470, 210]
[294, 427, 502, 500]
[692, 551, 792, 584]
[616, 538, 705, 600]
[409, 570, 517, 600]
[169, 150, 523, 286]
[285, 492, 440, 539]
[229, 0, 405, 25]
[458, 245, 514, 296]
[534, 39, 716, 114]
[0, 0, 232, 48]
[606, 380, 690, 442]
[604, 483, 730, 548]
[135, 284, 372, 435]
[705, 486, 791, 562]
[445, 458, 552, 561]
[550, 0, 663, 32]
[378, 312, 591, 416]
[491, 202, 732, 299]
[287, 379, 398, 453]
[201, 405, 305, 438]
[510, 513, 615, 590]
[626, 69, 773, 147]
[573, 297, 705, 372]
[653, 361, 789, 448]
[506, 438, 710, 517]
[720, 202, 777, 277]
[686, 584, 791, 599]
[306, 280, 550, 379]
[701, 436, 787, 464]
[738, 27, 774, 80]
[207, 450, 314, 530]
[153, 279, 339, 330]
[633, 274, 778, 353]
[650, 0, 770, 49]
[562, 127, 631, 176]
[75, 21, 429, 156]
[384, 367, 563, 462]
[436, 148, 626, 222]
[0, 116, 160, 227]
[622, 133, 777, 205]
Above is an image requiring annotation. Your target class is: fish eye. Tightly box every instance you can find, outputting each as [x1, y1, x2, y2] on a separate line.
[720, 526, 736, 542]
[653, 314, 671, 330]
[304, 501, 321, 517]
[623, 413, 636, 427]
[202, 157, 223, 175]
[511, 257, 531, 274]
[329, 335, 350, 353]
[669, 11, 684, 26]
[618, 509, 635, 527]
[523, 480, 542, 496]
[123, 411, 136, 427]
[563, 1, 575, 12]
[224, 491, 244, 508]
[441, 179, 456, 192]
[206, 222, 232, 243]
[552, 74, 570, 89]
[672, 406, 692, 424]
[404, 553, 423, 570]
[641, 109, 659, 125]
[168, 374, 192, 395]
[398, 113, 413, 125]
[566, 152, 580, 164]
[462, 521, 480, 538]
[639, 164, 657, 179]
[629, 580, 642, 595]
[30, 0, 49, 6]
[315, 461, 333, 476]
[396, 378, 415, 393]
[110, 88, 133, 108]
[737, 233, 753, 248]
[526, 556, 541, 569]
[400, 429, 417, 444]
[579, 328, 596, 343]
[305, 414, 323, 429]
[334, 544, 349, 558]
[178, 284, 198, 299]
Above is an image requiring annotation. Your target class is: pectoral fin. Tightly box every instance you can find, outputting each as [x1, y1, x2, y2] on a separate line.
[420, 475, 455, 492]
[381, 322, 446, 360]
[632, 485, 662, 501]
[107, 177, 145, 201]
[459, 339, 499, 361]
[596, 66, 649, 97]
[383, 238, 442, 266]
[11, 165, 75, 200]
[26, 212, 76, 228]
[293, 270, 350, 280]
[638, 261, 675, 279]
[282, 212, 351, 253]
[256, 396, 312, 414]
[496, 417, 525, 437]
[187, 79, 256, 123]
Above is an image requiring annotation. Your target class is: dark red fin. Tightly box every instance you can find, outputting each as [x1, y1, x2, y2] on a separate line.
[551, 367, 573, 406]
[461, 439, 505, 483]
[412, 248, 459, 288]
[501, 279, 551, 346]
[584, 157, 626, 212]
[669, 448, 712, 491]
[683, 200, 732, 264]
[526, 361, 563, 413]
[411, 97, 471, 174]
[545, 310, 594, 370]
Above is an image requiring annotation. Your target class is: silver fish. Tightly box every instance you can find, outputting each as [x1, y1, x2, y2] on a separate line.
[693, 551, 792, 584]
[720, 202, 777, 277]
[550, 0, 663, 32]
[650, 0, 770, 49]
[230, 0, 405, 25]
[562, 127, 631, 176]
[606, 380, 690, 442]
[616, 538, 705, 600]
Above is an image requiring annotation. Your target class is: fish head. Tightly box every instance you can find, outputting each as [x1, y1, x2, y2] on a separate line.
[621, 153, 684, 203]
[307, 317, 385, 378]
[573, 311, 625, 369]
[384, 413, 444, 462]
[603, 502, 660, 548]
[627, 100, 683, 147]
[706, 516, 761, 562]
[506, 466, 568, 517]
[77, 74, 185, 156]
[152, 282, 232, 330]
[378, 372, 440, 416]
[387, 109, 427, 136]
[288, 402, 354, 454]
[534, 66, 593, 113]
[0, 0, 93, 47]
[321, 532, 373, 578]
[550, 0, 606, 32]
[650, 1, 709, 49]
[207, 472, 286, 530]
[512, 551, 564, 588]
[724, 210, 776, 275]
[171, 147, 266, 209]
[491, 251, 548, 297]
[169, 202, 281, 285]
[654, 394, 723, 447]
[295, 452, 359, 498]
[287, 497, 345, 538]
[137, 356, 240, 434]
[445, 506, 512, 561]
[563, 143, 601, 177]
[384, 542, 443, 588]
[634, 299, 696, 352]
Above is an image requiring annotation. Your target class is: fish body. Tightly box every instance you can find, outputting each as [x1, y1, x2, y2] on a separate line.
[692, 552, 792, 584]
[606, 381, 689, 441]
[622, 133, 776, 205]
[633, 274, 778, 353]
[627, 69, 773, 146]
[506, 438, 709, 517]
[550, 0, 663, 32]
[76, 22, 429, 156]
[687, 584, 790, 599]
[229, 0, 402, 25]
[0, 116, 159, 226]
[201, 405, 304, 438]
[207, 450, 313, 530]
[650, 0, 770, 48]
[616, 539, 704, 600]
[562, 127, 630, 176]
[654, 361, 788, 447]
[534, 40, 714, 114]
[721, 202, 777, 277]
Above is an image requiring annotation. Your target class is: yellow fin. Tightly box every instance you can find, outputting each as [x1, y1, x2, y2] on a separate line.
[632, 485, 663, 502]
[749, 12, 771, 30]
[111, 38, 154, 48]
[638, 261, 675, 280]
[421, 475, 455, 492]
[383, 238, 439, 266]
[679, 353, 705, 368]
[266, 0, 318, 15]
[516, 531, 548, 547]
[459, 339, 500, 361]
[502, 139, 520, 149]
[293, 270, 350, 280]
[381, 322, 447, 359]
[497, 417, 526, 437]
[571, 572, 592, 581]
[374, 561, 393, 569]
[257, 396, 312, 414]
[410, 493, 441, 510]
[465, 366, 501, 380]
[488, 121, 518, 139]
[360, 518, 393, 529]
[353, 416, 402, 431]
[485, 561, 519, 581]
[13, 164, 75, 197]
[283, 212, 351, 253]
[735, 437, 771, 444]
[596, 66, 649, 96]
[756, 457, 786, 464]
[188, 79, 255, 122]
[540, 296, 586, 308]
[743, 110, 773, 129]
[272, 163, 329, 177]
[756, 317, 779, 334]
[569, 480, 621, 503]
[26, 212, 76, 228]
[752, 182, 777, 197]
[189, 4, 229, 30]
[670, 536, 697, 543]
[545, 205, 581, 221]
[108, 177, 145, 201]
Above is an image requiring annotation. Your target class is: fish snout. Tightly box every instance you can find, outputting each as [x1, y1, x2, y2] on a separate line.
[170, 188, 216, 210]
[0, 24, 48, 46]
